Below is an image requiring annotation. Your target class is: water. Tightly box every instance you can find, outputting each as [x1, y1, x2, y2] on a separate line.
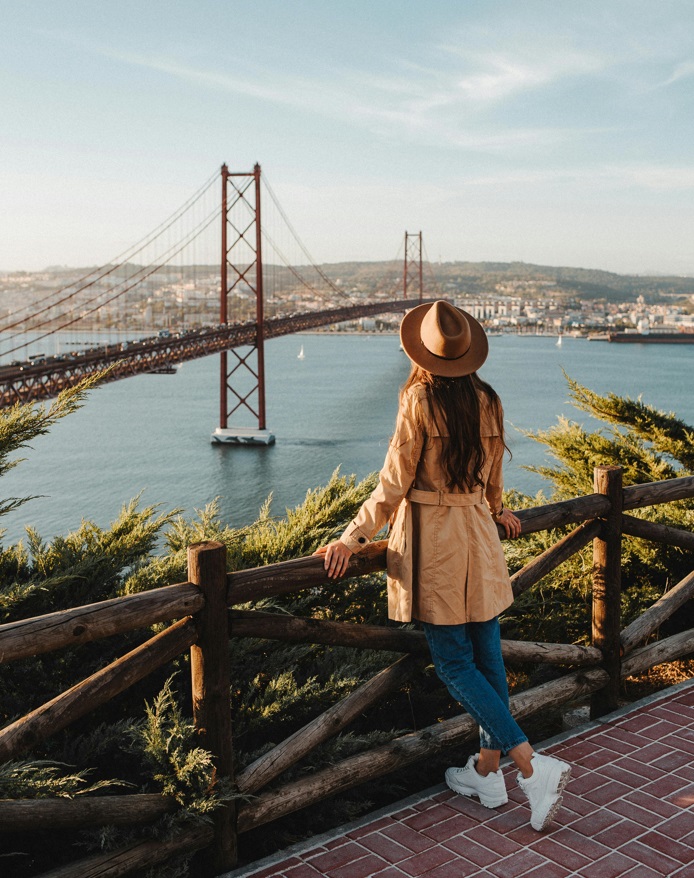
[0, 333, 692, 545]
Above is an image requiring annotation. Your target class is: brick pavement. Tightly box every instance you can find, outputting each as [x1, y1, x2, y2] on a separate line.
[224, 680, 694, 878]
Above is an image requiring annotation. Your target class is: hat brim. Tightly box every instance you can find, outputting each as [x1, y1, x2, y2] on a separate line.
[400, 302, 489, 377]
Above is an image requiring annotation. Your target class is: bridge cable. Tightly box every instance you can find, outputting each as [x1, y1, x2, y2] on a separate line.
[262, 177, 359, 305]
[1, 207, 220, 357]
[379, 236, 406, 302]
[1, 170, 219, 333]
[421, 239, 443, 299]
[260, 231, 343, 307]
[2, 203, 220, 344]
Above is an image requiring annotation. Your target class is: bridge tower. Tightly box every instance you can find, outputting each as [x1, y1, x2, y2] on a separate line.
[211, 163, 275, 445]
[403, 231, 423, 302]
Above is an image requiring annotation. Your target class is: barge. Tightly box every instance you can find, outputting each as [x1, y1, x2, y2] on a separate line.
[607, 332, 694, 344]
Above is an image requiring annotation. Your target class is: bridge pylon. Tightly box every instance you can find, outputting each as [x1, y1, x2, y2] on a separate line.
[403, 231, 423, 303]
[211, 163, 275, 446]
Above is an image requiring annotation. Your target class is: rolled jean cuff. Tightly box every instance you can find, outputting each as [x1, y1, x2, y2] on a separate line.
[464, 691, 527, 755]
[481, 730, 527, 753]
[480, 725, 528, 752]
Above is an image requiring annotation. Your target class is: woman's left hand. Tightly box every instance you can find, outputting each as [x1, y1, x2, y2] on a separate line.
[495, 508, 522, 539]
[314, 540, 354, 579]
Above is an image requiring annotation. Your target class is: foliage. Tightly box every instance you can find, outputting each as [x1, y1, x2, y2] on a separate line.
[0, 760, 124, 799]
[136, 676, 232, 817]
[522, 373, 694, 497]
[1, 498, 176, 623]
[501, 375, 694, 645]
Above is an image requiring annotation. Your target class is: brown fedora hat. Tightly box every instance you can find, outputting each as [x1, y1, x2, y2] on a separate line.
[400, 300, 488, 377]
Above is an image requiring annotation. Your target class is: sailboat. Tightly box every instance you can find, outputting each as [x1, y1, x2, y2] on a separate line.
[297, 345, 305, 360]
[556, 334, 563, 347]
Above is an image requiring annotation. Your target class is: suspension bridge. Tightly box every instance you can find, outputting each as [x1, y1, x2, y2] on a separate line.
[0, 164, 437, 444]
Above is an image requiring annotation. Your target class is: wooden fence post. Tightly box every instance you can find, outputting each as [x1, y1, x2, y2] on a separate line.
[591, 466, 623, 718]
[188, 541, 236, 874]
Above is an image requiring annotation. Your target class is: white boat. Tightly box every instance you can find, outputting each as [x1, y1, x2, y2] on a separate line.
[297, 345, 305, 360]
[556, 335, 563, 347]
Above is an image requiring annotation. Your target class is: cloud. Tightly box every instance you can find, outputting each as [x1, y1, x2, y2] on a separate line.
[91, 50, 578, 154]
[607, 163, 694, 190]
[661, 60, 694, 87]
[94, 48, 326, 109]
[36, 22, 685, 169]
[32, 29, 339, 112]
[36, 26, 611, 156]
[455, 60, 547, 103]
[453, 163, 694, 191]
[447, 51, 602, 104]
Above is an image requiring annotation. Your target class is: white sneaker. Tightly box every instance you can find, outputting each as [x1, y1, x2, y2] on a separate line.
[445, 754, 508, 809]
[517, 753, 571, 831]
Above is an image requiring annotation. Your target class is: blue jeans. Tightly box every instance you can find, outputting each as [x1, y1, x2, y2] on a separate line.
[422, 617, 528, 754]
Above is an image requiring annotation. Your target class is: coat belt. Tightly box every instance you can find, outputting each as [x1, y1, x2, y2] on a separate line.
[407, 487, 484, 507]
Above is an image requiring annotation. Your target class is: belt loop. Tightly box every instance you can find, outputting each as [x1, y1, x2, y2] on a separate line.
[437, 491, 443, 506]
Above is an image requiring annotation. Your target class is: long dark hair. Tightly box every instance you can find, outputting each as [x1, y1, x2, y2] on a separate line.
[402, 365, 510, 491]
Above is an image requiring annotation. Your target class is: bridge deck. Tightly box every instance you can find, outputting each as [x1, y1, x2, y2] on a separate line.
[0, 299, 431, 407]
[224, 679, 694, 878]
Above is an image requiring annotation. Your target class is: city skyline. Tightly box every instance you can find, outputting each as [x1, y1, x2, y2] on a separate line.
[3, 1, 694, 275]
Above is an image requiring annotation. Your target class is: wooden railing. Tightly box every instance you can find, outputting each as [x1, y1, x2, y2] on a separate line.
[0, 466, 693, 877]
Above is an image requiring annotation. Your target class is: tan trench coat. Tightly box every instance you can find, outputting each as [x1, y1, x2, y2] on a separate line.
[340, 384, 513, 624]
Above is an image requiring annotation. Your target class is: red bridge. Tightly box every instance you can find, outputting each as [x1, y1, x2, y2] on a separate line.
[1, 165, 435, 443]
[0, 301, 421, 406]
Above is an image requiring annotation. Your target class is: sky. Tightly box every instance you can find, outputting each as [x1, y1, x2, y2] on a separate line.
[3, 0, 694, 275]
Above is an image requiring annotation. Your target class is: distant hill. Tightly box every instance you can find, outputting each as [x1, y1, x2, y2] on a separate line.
[315, 260, 694, 303]
[25, 260, 694, 305]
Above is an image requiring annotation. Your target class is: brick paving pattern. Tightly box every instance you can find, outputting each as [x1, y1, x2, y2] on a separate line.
[228, 683, 694, 878]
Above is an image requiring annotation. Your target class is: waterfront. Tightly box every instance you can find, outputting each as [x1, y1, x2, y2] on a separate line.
[0, 333, 692, 546]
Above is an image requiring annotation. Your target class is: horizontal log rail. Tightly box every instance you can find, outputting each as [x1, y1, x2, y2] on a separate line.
[501, 640, 602, 666]
[0, 582, 202, 664]
[227, 476, 694, 610]
[227, 496, 618, 608]
[0, 618, 197, 761]
[623, 475, 694, 510]
[621, 514, 694, 552]
[231, 608, 430, 653]
[34, 822, 214, 878]
[227, 540, 388, 605]
[0, 793, 178, 830]
[230, 609, 601, 666]
[506, 493, 610, 536]
[621, 628, 694, 679]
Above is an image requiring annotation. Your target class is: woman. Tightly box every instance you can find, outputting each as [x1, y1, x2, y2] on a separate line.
[316, 300, 571, 832]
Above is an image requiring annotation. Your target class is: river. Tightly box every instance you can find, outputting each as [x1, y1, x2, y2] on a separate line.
[0, 333, 692, 545]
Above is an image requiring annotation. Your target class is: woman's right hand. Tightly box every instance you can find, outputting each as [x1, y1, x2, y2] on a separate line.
[495, 508, 522, 539]
[313, 540, 355, 579]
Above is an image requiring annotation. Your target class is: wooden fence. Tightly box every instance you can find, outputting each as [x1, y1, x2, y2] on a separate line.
[0, 466, 693, 877]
